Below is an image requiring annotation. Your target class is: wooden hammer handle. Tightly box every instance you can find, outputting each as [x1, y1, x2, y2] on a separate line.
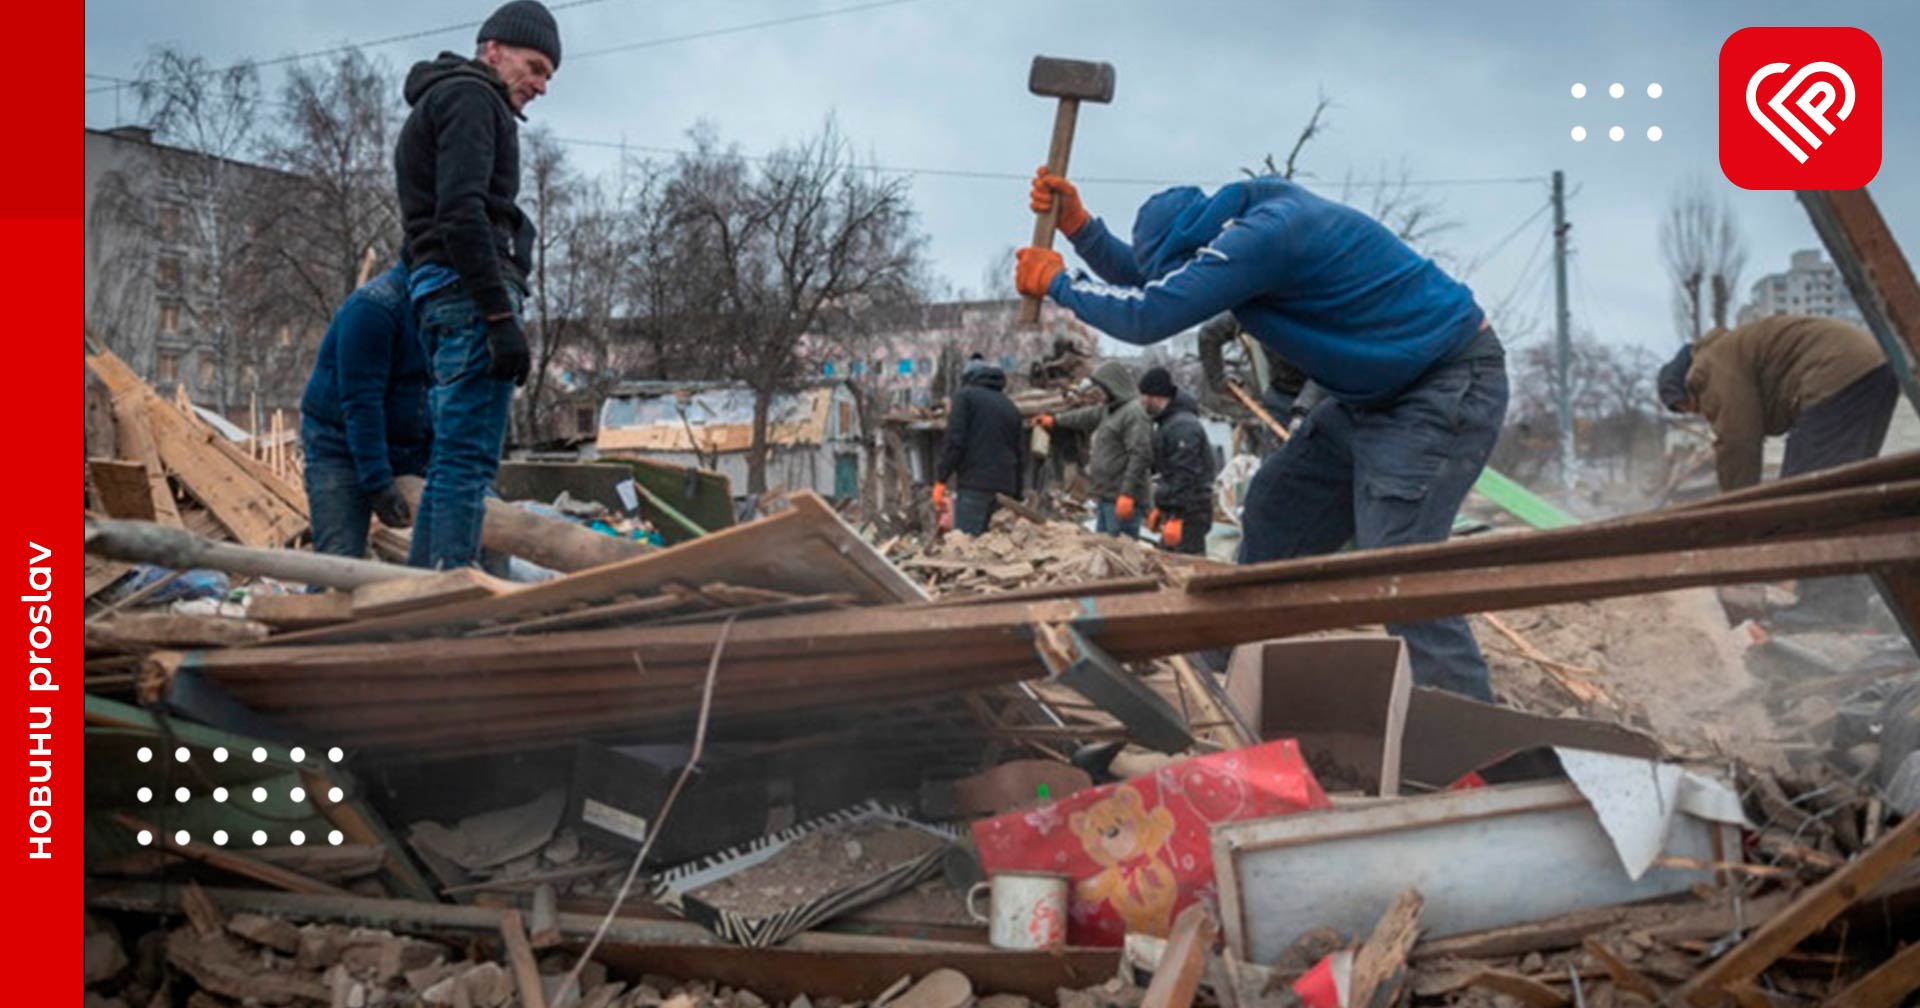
[1020, 97, 1081, 326]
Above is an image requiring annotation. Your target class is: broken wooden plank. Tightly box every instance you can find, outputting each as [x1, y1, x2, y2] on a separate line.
[114, 813, 351, 896]
[1225, 380, 1289, 443]
[350, 566, 514, 619]
[1140, 904, 1218, 1008]
[1584, 936, 1664, 1003]
[1350, 889, 1423, 1008]
[994, 493, 1051, 525]
[1678, 813, 1920, 1007]
[87, 613, 271, 650]
[248, 592, 355, 631]
[1470, 970, 1568, 1008]
[499, 909, 549, 1008]
[1822, 939, 1920, 1008]
[529, 884, 561, 950]
[181, 880, 225, 938]
[107, 386, 184, 527]
[89, 458, 158, 521]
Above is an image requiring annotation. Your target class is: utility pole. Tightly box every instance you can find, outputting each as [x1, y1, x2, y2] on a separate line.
[1551, 169, 1573, 490]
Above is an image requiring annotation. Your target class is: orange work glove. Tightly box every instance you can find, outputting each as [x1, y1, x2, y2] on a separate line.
[1035, 413, 1056, 429]
[1015, 247, 1065, 299]
[931, 482, 948, 509]
[1030, 167, 1091, 237]
[1162, 517, 1184, 548]
[1146, 507, 1164, 532]
[1115, 494, 1136, 523]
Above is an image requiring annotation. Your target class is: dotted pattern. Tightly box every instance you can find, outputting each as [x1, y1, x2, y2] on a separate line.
[130, 742, 350, 847]
[1569, 81, 1661, 142]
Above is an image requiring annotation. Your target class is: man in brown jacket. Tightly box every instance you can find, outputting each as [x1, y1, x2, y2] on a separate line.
[1658, 315, 1896, 491]
[1659, 315, 1897, 624]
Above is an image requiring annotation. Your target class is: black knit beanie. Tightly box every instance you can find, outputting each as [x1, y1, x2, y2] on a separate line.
[1138, 366, 1177, 398]
[1657, 343, 1695, 411]
[478, 0, 562, 69]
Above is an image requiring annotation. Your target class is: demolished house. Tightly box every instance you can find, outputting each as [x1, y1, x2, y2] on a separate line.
[79, 189, 1920, 1008]
[594, 380, 867, 503]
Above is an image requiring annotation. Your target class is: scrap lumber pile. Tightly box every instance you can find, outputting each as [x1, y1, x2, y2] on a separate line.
[83, 446, 1920, 1007]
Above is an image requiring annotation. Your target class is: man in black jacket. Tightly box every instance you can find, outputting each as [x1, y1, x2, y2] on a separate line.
[934, 358, 1024, 534]
[1138, 367, 1218, 555]
[393, 0, 558, 569]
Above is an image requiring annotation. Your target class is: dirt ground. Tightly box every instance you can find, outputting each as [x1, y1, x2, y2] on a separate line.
[1477, 587, 1786, 770]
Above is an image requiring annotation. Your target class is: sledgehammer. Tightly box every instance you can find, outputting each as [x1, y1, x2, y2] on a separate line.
[1020, 55, 1116, 326]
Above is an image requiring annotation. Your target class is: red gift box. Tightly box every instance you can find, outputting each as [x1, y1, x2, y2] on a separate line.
[971, 740, 1328, 945]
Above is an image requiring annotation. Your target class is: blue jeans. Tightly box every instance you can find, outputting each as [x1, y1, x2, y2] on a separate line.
[1095, 499, 1140, 538]
[302, 419, 374, 559]
[408, 290, 516, 570]
[953, 489, 997, 535]
[1240, 335, 1509, 701]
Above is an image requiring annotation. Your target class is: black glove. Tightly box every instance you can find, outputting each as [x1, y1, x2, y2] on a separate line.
[485, 316, 531, 386]
[370, 484, 413, 529]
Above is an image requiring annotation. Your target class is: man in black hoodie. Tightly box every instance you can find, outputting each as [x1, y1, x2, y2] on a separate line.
[934, 357, 1024, 534]
[393, 0, 559, 569]
[1137, 367, 1218, 555]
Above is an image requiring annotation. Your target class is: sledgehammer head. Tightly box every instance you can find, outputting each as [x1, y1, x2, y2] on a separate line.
[1028, 55, 1115, 103]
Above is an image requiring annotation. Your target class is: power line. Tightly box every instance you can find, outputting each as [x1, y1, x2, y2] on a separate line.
[1462, 193, 1552, 278]
[85, 0, 925, 95]
[571, 0, 929, 59]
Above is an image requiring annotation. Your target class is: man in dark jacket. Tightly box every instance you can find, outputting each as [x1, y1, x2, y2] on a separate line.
[394, 0, 558, 569]
[1137, 367, 1218, 556]
[299, 264, 431, 558]
[935, 359, 1024, 534]
[1019, 169, 1506, 701]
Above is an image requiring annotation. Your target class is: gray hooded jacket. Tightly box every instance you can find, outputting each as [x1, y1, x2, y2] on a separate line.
[1054, 360, 1154, 502]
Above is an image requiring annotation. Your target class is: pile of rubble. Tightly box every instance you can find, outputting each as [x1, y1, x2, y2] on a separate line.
[80, 342, 1920, 1008]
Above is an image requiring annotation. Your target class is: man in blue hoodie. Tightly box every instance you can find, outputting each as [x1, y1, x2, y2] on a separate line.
[299, 263, 431, 558]
[1018, 170, 1508, 701]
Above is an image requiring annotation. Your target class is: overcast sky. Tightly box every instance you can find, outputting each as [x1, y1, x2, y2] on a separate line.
[85, 0, 1919, 358]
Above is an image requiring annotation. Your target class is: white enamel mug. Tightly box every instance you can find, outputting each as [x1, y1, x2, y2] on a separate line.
[966, 870, 1070, 950]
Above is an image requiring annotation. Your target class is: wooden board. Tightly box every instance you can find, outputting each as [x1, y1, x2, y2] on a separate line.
[87, 350, 304, 547]
[350, 567, 515, 619]
[89, 458, 157, 520]
[1677, 813, 1920, 1007]
[271, 492, 925, 644]
[248, 592, 354, 630]
[1822, 939, 1920, 1008]
[102, 370, 183, 528]
[87, 613, 272, 650]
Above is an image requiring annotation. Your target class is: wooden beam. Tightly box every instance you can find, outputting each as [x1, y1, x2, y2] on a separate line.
[1189, 473, 1920, 592]
[248, 592, 354, 631]
[392, 475, 654, 574]
[350, 566, 514, 619]
[88, 518, 423, 590]
[499, 909, 549, 1008]
[86, 613, 271, 650]
[1797, 189, 1920, 414]
[1822, 940, 1920, 1008]
[1677, 813, 1920, 1007]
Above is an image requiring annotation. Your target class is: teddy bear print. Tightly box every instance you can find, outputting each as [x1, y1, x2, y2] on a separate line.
[1068, 785, 1180, 936]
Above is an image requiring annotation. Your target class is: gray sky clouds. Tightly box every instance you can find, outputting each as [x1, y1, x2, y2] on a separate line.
[86, 0, 1919, 356]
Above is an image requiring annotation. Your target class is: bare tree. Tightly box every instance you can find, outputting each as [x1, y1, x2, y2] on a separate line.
[123, 47, 281, 417]
[260, 48, 403, 322]
[1660, 177, 1747, 345]
[666, 116, 930, 493]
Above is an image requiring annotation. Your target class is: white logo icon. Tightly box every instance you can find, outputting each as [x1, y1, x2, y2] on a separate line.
[1746, 61, 1856, 163]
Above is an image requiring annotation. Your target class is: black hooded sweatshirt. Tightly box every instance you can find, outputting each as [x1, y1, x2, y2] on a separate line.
[394, 53, 536, 318]
[936, 366, 1024, 497]
[1150, 391, 1217, 519]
